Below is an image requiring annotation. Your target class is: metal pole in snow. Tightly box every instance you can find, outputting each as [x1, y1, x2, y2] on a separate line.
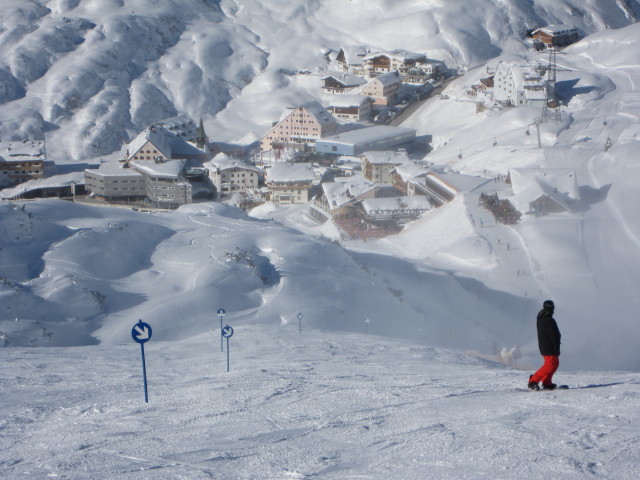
[217, 308, 226, 352]
[140, 343, 149, 403]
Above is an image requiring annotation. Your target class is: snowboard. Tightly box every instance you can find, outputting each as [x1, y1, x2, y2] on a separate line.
[524, 384, 569, 391]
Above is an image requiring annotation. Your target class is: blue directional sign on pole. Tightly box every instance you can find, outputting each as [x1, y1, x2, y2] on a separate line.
[297, 312, 303, 334]
[131, 320, 152, 403]
[217, 308, 226, 352]
[221, 325, 234, 372]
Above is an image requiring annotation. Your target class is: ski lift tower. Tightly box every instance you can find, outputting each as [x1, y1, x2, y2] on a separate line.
[542, 47, 561, 123]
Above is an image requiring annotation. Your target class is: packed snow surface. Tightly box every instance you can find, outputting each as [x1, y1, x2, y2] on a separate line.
[1, 326, 639, 479]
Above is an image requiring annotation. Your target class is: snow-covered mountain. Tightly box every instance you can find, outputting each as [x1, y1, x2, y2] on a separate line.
[0, 0, 638, 160]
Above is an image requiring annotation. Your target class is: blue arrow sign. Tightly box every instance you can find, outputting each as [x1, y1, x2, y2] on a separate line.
[131, 320, 152, 403]
[132, 320, 152, 344]
[217, 308, 226, 316]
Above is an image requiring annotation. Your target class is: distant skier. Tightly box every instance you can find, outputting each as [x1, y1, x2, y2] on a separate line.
[528, 300, 561, 391]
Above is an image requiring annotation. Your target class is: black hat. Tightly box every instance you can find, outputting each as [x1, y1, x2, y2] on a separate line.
[543, 300, 555, 310]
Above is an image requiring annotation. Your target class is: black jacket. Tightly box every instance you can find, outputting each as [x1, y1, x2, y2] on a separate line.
[537, 309, 561, 356]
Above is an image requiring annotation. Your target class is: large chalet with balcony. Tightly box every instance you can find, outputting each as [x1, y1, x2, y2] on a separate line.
[532, 25, 580, 48]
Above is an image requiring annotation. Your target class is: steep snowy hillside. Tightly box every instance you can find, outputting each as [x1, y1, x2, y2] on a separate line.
[0, 0, 638, 160]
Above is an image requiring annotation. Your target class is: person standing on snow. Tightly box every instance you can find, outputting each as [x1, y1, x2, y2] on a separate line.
[528, 300, 561, 391]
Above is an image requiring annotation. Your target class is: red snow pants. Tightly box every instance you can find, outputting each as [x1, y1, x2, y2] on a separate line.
[531, 355, 559, 386]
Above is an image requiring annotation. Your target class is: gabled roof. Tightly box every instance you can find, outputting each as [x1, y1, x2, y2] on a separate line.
[533, 25, 578, 36]
[203, 153, 261, 174]
[128, 127, 173, 159]
[495, 61, 546, 92]
[392, 163, 429, 182]
[363, 150, 410, 166]
[338, 45, 371, 65]
[301, 101, 337, 127]
[280, 101, 337, 128]
[367, 71, 402, 87]
[321, 176, 377, 210]
[509, 168, 579, 212]
[321, 71, 367, 87]
[325, 94, 371, 108]
[266, 162, 315, 184]
[126, 124, 208, 162]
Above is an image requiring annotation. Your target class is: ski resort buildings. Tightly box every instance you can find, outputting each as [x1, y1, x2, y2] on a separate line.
[0, 141, 46, 188]
[265, 162, 316, 205]
[494, 61, 548, 107]
[203, 154, 261, 199]
[260, 102, 338, 153]
[532, 25, 580, 48]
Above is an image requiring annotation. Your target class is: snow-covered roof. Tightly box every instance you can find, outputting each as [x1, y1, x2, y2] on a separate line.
[525, 86, 547, 101]
[363, 49, 426, 63]
[0, 171, 85, 199]
[338, 45, 371, 65]
[0, 140, 46, 162]
[363, 150, 411, 166]
[86, 163, 144, 177]
[169, 139, 207, 157]
[203, 153, 261, 174]
[126, 125, 207, 161]
[322, 126, 416, 148]
[279, 101, 337, 128]
[153, 115, 197, 139]
[266, 162, 315, 184]
[392, 162, 429, 182]
[127, 127, 173, 159]
[361, 195, 431, 214]
[509, 168, 579, 212]
[129, 159, 186, 179]
[369, 71, 403, 87]
[534, 24, 578, 36]
[322, 177, 377, 210]
[325, 94, 371, 108]
[426, 172, 488, 194]
[322, 71, 367, 87]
